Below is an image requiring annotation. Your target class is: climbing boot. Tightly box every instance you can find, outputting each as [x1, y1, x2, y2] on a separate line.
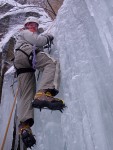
[18, 122, 36, 148]
[32, 89, 66, 112]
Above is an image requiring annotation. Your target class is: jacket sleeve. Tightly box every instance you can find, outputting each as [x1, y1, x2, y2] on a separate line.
[21, 30, 48, 47]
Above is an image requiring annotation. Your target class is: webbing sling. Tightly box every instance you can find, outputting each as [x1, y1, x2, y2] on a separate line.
[15, 36, 51, 76]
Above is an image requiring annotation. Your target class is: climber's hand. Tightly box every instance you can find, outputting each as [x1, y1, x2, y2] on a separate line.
[48, 35, 54, 42]
[46, 34, 54, 43]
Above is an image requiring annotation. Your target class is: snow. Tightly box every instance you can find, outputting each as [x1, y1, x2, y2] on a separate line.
[1, 0, 113, 150]
[0, 5, 49, 21]
[0, 25, 23, 51]
[5, 66, 15, 74]
[0, 0, 21, 7]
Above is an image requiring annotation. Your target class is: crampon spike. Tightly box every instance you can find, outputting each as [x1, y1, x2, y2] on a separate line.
[59, 109, 63, 113]
[32, 98, 67, 112]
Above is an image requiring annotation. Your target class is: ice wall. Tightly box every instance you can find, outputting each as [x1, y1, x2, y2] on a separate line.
[54, 0, 113, 150]
[0, 75, 16, 150]
[1, 0, 113, 150]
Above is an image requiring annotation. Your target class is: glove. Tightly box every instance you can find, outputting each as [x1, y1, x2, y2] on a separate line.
[46, 34, 54, 43]
[48, 34, 54, 41]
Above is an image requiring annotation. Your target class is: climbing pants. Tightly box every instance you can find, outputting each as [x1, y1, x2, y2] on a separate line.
[14, 50, 60, 126]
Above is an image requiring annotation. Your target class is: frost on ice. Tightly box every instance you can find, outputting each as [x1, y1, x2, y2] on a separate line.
[1, 0, 113, 150]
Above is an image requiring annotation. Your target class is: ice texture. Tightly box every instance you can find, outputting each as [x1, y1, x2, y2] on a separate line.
[0, 75, 16, 150]
[1, 0, 113, 149]
[54, 0, 113, 150]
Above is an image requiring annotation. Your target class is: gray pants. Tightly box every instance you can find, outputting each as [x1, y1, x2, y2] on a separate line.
[14, 51, 60, 126]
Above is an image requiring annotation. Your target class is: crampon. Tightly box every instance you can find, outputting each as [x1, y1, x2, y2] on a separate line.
[32, 98, 66, 112]
[19, 127, 36, 149]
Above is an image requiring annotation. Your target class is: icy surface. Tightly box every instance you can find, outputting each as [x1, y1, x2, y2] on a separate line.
[1, 0, 113, 149]
[0, 75, 16, 150]
[54, 0, 113, 150]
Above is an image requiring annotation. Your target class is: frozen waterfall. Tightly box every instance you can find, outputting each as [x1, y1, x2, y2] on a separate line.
[1, 0, 113, 150]
[54, 0, 113, 150]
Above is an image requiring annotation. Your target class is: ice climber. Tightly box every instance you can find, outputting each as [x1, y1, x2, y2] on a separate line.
[13, 16, 66, 148]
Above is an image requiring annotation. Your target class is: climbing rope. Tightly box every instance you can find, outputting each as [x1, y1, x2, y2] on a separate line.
[0, 88, 19, 150]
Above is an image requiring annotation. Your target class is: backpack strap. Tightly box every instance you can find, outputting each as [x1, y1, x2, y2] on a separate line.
[16, 49, 33, 66]
[14, 49, 37, 76]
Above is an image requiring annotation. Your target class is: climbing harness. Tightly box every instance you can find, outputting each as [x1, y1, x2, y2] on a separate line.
[16, 68, 35, 77]
[14, 48, 39, 76]
[13, 25, 54, 76]
[16, 48, 34, 67]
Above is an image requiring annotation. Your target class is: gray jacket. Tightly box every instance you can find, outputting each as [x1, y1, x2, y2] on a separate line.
[14, 29, 52, 69]
[14, 29, 50, 54]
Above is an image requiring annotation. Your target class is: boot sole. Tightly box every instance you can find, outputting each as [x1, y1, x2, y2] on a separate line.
[32, 99, 66, 111]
